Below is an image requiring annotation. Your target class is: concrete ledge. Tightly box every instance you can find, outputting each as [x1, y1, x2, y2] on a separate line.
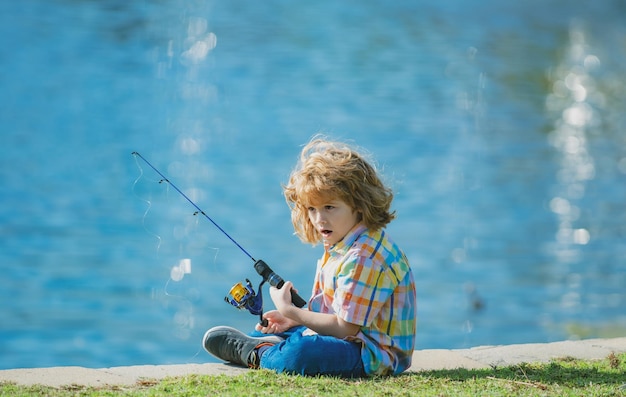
[456, 338, 626, 368]
[406, 349, 490, 371]
[0, 363, 249, 388]
[1, 337, 624, 387]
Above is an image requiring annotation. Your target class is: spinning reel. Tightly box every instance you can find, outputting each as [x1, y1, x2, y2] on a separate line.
[225, 260, 307, 327]
[225, 278, 266, 325]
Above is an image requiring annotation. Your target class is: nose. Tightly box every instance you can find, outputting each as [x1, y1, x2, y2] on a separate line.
[313, 210, 326, 225]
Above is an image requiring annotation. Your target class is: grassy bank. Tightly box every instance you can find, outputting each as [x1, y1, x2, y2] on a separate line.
[1, 352, 624, 396]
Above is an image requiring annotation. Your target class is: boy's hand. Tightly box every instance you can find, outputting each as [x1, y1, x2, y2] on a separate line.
[269, 280, 298, 313]
[255, 310, 299, 334]
[268, 280, 361, 339]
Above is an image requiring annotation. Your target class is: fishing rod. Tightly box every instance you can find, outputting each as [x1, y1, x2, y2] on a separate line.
[132, 151, 306, 326]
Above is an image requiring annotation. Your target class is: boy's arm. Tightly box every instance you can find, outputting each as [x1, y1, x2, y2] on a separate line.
[270, 281, 360, 339]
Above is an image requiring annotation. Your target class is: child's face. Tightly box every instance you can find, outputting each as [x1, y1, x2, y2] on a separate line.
[306, 197, 360, 247]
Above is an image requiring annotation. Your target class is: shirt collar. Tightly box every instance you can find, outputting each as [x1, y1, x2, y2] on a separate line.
[326, 223, 367, 254]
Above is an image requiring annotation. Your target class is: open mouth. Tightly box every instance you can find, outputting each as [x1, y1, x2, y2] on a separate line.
[320, 229, 332, 238]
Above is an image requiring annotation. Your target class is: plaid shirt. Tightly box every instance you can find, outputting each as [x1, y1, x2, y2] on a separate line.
[309, 223, 417, 376]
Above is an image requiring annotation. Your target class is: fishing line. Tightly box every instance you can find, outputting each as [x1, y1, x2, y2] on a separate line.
[131, 154, 164, 255]
[134, 156, 221, 283]
[132, 151, 256, 262]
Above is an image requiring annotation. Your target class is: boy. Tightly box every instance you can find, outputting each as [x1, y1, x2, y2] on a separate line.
[203, 138, 416, 377]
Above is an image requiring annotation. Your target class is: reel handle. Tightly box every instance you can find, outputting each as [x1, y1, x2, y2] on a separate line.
[254, 260, 307, 308]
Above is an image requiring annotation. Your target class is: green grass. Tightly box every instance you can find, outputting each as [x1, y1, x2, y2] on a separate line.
[2, 352, 625, 397]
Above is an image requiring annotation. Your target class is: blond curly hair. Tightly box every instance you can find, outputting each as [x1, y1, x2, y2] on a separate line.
[283, 138, 396, 244]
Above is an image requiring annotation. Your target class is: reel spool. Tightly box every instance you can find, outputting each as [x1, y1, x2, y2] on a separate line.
[224, 279, 266, 325]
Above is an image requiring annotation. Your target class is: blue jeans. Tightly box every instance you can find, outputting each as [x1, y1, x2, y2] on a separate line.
[249, 326, 366, 378]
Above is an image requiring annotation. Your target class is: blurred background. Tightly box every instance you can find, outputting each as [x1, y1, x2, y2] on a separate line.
[1, 0, 625, 370]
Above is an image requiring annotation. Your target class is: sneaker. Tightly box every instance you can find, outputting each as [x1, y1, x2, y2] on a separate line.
[202, 326, 283, 368]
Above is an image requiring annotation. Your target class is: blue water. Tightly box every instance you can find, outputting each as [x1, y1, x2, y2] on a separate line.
[1, 1, 625, 370]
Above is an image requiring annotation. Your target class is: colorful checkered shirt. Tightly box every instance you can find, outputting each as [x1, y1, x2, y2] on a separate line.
[308, 223, 417, 376]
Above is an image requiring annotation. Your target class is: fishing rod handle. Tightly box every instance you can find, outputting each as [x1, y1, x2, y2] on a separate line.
[253, 260, 307, 308]
[288, 289, 307, 308]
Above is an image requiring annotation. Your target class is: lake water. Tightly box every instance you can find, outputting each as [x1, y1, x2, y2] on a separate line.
[1, 0, 625, 370]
